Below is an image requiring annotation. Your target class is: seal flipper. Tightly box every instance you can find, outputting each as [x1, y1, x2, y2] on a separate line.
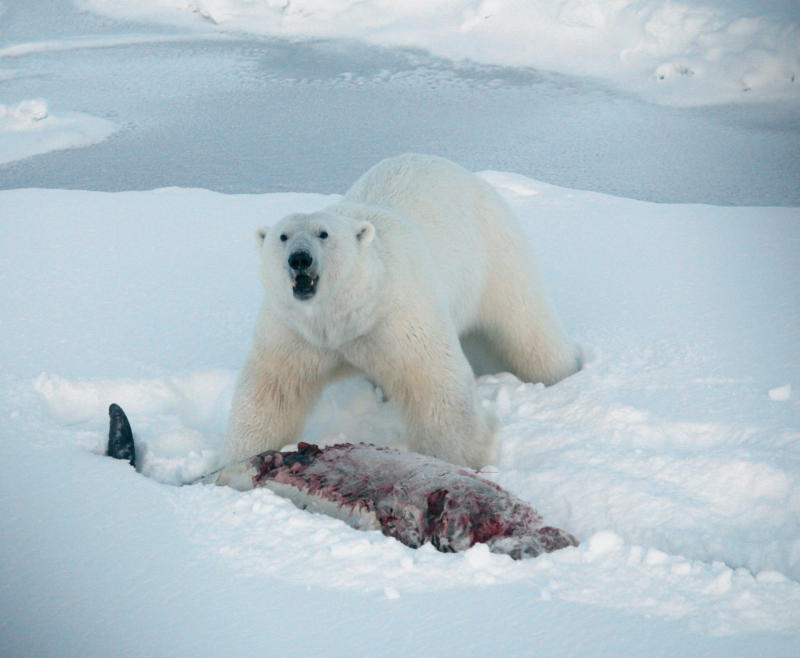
[107, 403, 136, 467]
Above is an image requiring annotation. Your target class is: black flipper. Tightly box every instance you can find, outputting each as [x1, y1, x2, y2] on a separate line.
[107, 403, 136, 467]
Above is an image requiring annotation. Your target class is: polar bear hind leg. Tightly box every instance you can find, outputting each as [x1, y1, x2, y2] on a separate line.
[475, 275, 581, 387]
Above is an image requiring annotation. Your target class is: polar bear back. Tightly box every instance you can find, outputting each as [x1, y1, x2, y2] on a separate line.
[344, 153, 527, 332]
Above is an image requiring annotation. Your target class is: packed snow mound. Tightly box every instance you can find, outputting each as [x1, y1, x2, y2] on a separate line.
[75, 0, 800, 105]
[0, 99, 117, 165]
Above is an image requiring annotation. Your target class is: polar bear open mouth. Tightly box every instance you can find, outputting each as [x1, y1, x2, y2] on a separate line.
[292, 273, 318, 300]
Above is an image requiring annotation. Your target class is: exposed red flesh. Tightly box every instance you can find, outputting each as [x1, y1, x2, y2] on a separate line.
[213, 442, 578, 559]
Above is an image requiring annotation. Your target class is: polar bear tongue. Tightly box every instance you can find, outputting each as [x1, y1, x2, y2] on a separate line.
[292, 273, 317, 300]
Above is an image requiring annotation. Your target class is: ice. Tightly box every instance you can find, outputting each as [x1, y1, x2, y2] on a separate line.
[74, 0, 800, 105]
[2, 4, 797, 204]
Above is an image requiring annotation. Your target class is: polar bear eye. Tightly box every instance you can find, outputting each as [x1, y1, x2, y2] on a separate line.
[319, 231, 328, 240]
[280, 234, 288, 242]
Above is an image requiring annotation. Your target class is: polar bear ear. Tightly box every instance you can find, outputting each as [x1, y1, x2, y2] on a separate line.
[254, 227, 268, 249]
[356, 221, 375, 247]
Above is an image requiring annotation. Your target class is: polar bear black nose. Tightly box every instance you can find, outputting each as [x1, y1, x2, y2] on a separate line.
[288, 250, 313, 271]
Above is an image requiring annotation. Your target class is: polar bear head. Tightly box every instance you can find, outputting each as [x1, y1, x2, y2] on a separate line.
[255, 210, 377, 306]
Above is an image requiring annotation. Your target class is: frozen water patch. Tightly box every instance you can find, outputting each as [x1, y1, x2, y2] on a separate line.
[75, 0, 800, 105]
[0, 99, 116, 165]
[2, 16, 797, 202]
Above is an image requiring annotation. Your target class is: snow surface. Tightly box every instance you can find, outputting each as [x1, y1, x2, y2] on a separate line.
[0, 98, 116, 165]
[2, 1, 799, 654]
[2, 176, 799, 655]
[75, 0, 800, 105]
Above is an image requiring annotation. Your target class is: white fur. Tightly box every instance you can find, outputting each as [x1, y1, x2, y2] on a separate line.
[226, 154, 580, 468]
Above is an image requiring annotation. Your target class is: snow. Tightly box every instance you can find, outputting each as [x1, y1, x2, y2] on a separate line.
[0, 98, 116, 165]
[770, 384, 793, 402]
[74, 0, 800, 105]
[2, 178, 799, 654]
[2, 1, 800, 654]
[0, 32, 232, 58]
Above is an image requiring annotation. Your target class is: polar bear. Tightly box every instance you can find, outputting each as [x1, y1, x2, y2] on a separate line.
[226, 154, 580, 468]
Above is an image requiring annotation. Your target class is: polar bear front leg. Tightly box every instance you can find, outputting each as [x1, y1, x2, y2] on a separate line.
[225, 331, 341, 464]
[345, 318, 498, 469]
